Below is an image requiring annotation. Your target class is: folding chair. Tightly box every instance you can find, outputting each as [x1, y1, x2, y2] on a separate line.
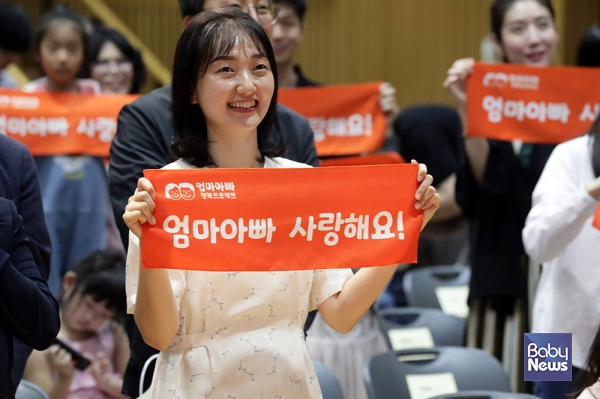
[314, 360, 344, 399]
[378, 307, 465, 350]
[364, 347, 510, 399]
[403, 265, 470, 317]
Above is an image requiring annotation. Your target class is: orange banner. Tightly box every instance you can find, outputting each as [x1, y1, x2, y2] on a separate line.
[466, 62, 600, 144]
[141, 164, 422, 272]
[320, 152, 405, 167]
[0, 89, 138, 156]
[278, 82, 387, 157]
[594, 206, 600, 230]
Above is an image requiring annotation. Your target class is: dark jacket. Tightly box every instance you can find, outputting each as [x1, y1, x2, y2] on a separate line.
[0, 135, 53, 389]
[0, 198, 59, 399]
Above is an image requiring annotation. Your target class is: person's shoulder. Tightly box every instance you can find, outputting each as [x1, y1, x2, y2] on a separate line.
[276, 103, 308, 125]
[0, 134, 30, 156]
[266, 157, 312, 168]
[0, 197, 17, 221]
[161, 159, 196, 170]
[553, 134, 590, 157]
[126, 84, 171, 111]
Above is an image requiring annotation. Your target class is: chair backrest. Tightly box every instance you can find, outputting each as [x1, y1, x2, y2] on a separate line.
[403, 265, 470, 314]
[364, 347, 510, 399]
[314, 360, 344, 399]
[378, 307, 465, 350]
[15, 380, 50, 399]
[428, 391, 541, 399]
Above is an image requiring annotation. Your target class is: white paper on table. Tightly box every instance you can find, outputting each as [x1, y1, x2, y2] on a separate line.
[435, 285, 469, 318]
[388, 327, 435, 350]
[405, 372, 459, 399]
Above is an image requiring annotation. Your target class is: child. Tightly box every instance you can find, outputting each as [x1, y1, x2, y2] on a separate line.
[123, 9, 439, 399]
[23, 250, 129, 399]
[23, 5, 118, 296]
[0, 1, 32, 88]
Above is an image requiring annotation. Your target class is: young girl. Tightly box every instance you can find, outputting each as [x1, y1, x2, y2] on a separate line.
[443, 0, 558, 383]
[523, 113, 600, 399]
[123, 9, 439, 399]
[23, 6, 118, 296]
[23, 250, 129, 399]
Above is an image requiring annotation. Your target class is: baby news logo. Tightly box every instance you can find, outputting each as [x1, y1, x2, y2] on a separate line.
[524, 333, 572, 381]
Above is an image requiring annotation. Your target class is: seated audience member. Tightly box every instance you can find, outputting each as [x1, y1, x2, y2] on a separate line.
[90, 25, 146, 94]
[108, 1, 320, 396]
[24, 250, 129, 399]
[0, 197, 60, 399]
[0, 2, 32, 88]
[577, 24, 600, 67]
[272, 0, 400, 138]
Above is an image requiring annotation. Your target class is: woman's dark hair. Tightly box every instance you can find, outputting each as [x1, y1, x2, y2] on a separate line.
[34, 5, 91, 77]
[62, 249, 127, 320]
[577, 25, 600, 67]
[90, 25, 147, 94]
[572, 323, 600, 398]
[171, 8, 284, 168]
[490, 0, 556, 43]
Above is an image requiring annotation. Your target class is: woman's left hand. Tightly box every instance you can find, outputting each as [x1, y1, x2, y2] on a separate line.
[412, 159, 440, 229]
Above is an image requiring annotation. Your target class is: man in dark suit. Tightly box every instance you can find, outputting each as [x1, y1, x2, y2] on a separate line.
[0, 135, 53, 391]
[0, 197, 59, 399]
[108, 1, 319, 395]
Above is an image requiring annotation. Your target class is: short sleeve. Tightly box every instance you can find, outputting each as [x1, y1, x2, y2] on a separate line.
[309, 268, 353, 311]
[125, 231, 187, 314]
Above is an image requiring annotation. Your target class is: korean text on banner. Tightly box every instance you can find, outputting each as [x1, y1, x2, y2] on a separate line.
[594, 205, 600, 230]
[0, 89, 138, 156]
[278, 82, 387, 157]
[466, 62, 600, 144]
[141, 164, 422, 272]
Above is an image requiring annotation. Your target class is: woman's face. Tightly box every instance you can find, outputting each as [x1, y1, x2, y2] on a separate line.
[91, 41, 134, 94]
[193, 37, 274, 138]
[497, 0, 558, 66]
[39, 21, 84, 86]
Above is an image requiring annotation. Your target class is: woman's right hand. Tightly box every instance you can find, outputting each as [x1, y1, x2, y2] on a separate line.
[123, 178, 156, 239]
[443, 57, 475, 110]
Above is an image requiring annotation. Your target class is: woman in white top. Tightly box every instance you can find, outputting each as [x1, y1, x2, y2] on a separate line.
[122, 9, 440, 399]
[523, 115, 600, 396]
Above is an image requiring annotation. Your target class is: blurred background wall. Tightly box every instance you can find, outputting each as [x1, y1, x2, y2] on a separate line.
[9, 0, 600, 107]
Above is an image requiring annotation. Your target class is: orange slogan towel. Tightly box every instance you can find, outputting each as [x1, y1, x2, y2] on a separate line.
[0, 89, 137, 156]
[466, 62, 600, 144]
[278, 82, 387, 157]
[141, 164, 423, 271]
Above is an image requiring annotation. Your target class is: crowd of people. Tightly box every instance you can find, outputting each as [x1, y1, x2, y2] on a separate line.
[0, 0, 599, 399]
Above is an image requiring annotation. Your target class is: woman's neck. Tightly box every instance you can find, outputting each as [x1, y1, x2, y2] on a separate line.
[208, 129, 264, 168]
[277, 62, 298, 88]
[46, 78, 80, 93]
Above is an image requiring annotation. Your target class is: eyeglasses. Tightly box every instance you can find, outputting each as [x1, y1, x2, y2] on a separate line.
[91, 59, 133, 74]
[226, 3, 280, 25]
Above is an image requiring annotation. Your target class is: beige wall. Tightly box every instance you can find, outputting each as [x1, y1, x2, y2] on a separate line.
[12, 0, 600, 105]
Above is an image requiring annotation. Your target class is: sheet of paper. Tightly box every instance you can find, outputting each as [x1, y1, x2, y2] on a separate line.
[405, 372, 459, 399]
[388, 327, 435, 350]
[435, 285, 469, 318]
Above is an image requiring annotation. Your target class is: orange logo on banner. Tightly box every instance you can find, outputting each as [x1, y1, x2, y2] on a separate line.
[141, 164, 422, 272]
[467, 62, 600, 144]
[320, 152, 405, 167]
[0, 89, 138, 156]
[278, 82, 387, 157]
[594, 206, 600, 230]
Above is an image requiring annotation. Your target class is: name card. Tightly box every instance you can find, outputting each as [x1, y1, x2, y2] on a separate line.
[405, 372, 459, 399]
[435, 286, 469, 318]
[388, 327, 435, 351]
